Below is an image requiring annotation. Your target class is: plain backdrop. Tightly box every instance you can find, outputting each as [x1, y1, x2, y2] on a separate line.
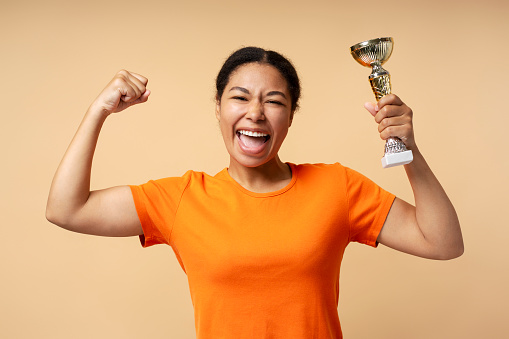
[1, 0, 508, 338]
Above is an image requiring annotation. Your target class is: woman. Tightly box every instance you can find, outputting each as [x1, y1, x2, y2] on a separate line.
[46, 47, 463, 338]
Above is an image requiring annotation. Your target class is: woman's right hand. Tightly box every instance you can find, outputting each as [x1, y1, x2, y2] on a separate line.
[91, 70, 150, 117]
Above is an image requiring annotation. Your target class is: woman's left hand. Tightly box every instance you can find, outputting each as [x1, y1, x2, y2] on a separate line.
[364, 94, 415, 150]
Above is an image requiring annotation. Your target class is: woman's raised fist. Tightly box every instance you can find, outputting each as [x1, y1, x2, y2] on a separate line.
[91, 70, 150, 116]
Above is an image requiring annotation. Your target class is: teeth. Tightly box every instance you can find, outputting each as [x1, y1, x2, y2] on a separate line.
[238, 130, 268, 137]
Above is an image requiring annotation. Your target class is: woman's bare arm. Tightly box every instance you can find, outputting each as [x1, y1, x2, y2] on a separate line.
[365, 95, 464, 260]
[46, 70, 150, 236]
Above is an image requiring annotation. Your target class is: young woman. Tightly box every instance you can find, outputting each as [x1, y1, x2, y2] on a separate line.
[46, 47, 463, 338]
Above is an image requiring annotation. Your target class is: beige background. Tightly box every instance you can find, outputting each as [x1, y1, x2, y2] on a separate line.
[1, 0, 508, 338]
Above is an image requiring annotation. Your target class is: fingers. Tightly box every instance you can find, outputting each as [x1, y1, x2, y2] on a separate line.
[91, 70, 150, 117]
[116, 70, 147, 103]
[378, 116, 413, 144]
[376, 93, 404, 109]
[129, 72, 148, 86]
[365, 93, 415, 148]
[373, 94, 409, 123]
[97, 70, 149, 114]
[128, 89, 151, 107]
[376, 108, 413, 132]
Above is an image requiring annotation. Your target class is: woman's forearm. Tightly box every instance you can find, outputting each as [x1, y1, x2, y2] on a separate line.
[46, 107, 107, 226]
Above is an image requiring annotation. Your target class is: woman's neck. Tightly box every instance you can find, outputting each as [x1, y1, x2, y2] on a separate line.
[227, 156, 292, 193]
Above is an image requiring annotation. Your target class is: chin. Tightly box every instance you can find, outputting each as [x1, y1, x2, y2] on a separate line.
[234, 156, 270, 168]
[229, 151, 277, 169]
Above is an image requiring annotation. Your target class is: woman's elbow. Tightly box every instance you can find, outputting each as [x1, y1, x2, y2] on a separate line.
[45, 202, 73, 229]
[435, 242, 464, 260]
[435, 221, 464, 260]
[451, 242, 465, 259]
[46, 204, 64, 226]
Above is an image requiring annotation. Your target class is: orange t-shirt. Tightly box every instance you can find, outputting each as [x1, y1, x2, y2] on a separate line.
[130, 163, 395, 338]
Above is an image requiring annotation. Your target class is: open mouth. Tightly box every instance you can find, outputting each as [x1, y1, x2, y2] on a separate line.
[236, 130, 271, 148]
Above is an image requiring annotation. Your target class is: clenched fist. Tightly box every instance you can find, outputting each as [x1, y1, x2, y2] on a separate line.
[91, 70, 150, 117]
[364, 94, 415, 151]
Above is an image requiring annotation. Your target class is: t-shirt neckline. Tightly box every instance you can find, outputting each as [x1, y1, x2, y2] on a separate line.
[219, 163, 297, 198]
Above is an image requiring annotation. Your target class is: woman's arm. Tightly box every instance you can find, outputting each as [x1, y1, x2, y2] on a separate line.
[46, 70, 150, 237]
[364, 94, 464, 260]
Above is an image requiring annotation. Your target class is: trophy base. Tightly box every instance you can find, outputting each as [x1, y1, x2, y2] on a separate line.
[381, 150, 413, 168]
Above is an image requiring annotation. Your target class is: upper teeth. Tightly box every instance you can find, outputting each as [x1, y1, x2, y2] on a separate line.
[238, 130, 268, 137]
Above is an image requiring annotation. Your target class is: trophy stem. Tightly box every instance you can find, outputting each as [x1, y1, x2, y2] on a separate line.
[369, 74, 391, 101]
[370, 73, 413, 168]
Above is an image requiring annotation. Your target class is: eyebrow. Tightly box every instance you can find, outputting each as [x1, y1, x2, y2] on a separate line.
[229, 86, 287, 99]
[229, 86, 250, 94]
[267, 91, 287, 99]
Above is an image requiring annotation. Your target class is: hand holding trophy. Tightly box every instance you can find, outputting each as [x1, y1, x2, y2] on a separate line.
[350, 37, 413, 168]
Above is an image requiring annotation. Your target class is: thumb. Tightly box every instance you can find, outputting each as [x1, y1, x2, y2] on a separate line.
[364, 102, 377, 117]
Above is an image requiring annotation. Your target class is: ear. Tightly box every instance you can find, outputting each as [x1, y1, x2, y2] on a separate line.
[289, 110, 294, 127]
[215, 97, 221, 121]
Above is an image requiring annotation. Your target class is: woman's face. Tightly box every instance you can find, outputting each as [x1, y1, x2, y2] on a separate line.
[216, 63, 293, 169]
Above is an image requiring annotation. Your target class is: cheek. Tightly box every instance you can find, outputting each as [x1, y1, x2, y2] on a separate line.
[218, 113, 236, 141]
[219, 104, 244, 127]
[273, 113, 292, 131]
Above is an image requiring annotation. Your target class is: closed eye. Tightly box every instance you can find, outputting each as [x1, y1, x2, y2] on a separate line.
[267, 100, 284, 106]
[233, 96, 248, 101]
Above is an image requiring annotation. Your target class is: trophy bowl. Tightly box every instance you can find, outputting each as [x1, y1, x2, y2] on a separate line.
[350, 37, 393, 69]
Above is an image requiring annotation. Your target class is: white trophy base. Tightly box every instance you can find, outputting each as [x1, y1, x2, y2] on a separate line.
[381, 150, 413, 168]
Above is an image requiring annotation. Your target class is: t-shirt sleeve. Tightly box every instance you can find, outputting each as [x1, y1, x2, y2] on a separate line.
[344, 166, 396, 247]
[129, 171, 192, 247]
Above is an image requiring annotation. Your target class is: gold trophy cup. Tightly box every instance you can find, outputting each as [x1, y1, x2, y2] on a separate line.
[350, 37, 413, 168]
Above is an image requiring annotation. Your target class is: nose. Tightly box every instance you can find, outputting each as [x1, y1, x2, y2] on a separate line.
[246, 100, 265, 122]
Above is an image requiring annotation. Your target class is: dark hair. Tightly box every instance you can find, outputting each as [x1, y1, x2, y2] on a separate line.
[215, 47, 301, 112]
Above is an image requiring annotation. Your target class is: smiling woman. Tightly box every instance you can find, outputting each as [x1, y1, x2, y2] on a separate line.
[46, 46, 463, 338]
[216, 62, 294, 191]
